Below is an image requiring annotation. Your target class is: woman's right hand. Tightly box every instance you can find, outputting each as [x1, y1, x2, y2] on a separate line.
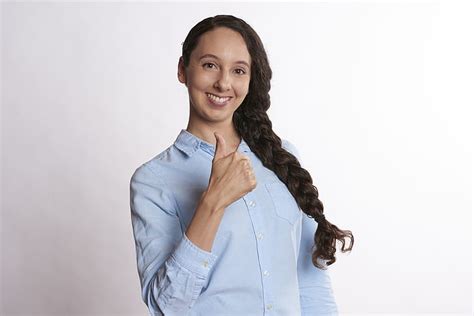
[205, 132, 257, 211]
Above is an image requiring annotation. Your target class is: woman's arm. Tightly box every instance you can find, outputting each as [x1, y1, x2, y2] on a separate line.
[282, 139, 339, 315]
[297, 213, 339, 315]
[130, 164, 220, 316]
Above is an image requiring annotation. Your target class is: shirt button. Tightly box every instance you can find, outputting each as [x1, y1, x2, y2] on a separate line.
[248, 200, 256, 207]
[257, 233, 264, 240]
[202, 260, 209, 268]
[266, 304, 273, 310]
[263, 270, 270, 277]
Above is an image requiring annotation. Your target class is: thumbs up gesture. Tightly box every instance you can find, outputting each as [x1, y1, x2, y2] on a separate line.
[207, 132, 257, 210]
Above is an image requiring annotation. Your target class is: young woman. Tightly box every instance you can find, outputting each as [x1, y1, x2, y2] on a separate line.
[130, 15, 354, 316]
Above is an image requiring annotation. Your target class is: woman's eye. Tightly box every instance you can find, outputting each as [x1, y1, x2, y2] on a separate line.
[203, 63, 216, 69]
[235, 69, 246, 75]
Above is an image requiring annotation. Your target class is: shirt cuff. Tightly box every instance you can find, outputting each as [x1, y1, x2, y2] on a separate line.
[170, 233, 219, 279]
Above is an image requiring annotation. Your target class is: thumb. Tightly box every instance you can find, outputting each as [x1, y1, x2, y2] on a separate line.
[213, 132, 228, 160]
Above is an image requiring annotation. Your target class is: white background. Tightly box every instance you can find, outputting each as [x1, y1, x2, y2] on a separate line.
[1, 1, 472, 315]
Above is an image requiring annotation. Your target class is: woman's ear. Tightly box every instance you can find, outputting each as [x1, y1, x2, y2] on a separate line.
[177, 56, 187, 86]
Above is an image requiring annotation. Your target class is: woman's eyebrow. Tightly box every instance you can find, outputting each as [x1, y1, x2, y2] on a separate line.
[199, 53, 250, 68]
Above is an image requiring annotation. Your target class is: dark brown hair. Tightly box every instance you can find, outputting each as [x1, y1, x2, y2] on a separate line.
[181, 15, 354, 269]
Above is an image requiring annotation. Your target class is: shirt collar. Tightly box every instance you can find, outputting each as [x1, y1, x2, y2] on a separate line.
[174, 129, 251, 158]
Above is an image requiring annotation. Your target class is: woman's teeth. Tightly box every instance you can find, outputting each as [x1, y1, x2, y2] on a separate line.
[206, 93, 231, 104]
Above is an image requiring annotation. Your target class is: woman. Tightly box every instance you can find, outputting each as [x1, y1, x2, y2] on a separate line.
[130, 15, 354, 316]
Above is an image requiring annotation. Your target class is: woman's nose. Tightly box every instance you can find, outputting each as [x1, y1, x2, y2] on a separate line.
[214, 72, 231, 91]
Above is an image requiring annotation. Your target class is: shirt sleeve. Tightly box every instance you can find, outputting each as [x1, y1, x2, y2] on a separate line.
[130, 163, 218, 316]
[297, 214, 339, 315]
[282, 139, 339, 315]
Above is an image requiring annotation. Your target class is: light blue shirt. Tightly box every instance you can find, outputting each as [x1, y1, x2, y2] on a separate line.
[130, 129, 339, 315]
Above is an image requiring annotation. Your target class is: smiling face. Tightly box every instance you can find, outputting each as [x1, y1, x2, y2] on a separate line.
[178, 27, 251, 131]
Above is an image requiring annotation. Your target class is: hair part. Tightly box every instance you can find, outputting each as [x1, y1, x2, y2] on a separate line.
[181, 14, 354, 269]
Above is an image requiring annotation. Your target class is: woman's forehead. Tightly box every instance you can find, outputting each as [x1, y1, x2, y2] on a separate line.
[192, 28, 251, 64]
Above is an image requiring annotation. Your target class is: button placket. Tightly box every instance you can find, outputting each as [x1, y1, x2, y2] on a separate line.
[244, 193, 274, 313]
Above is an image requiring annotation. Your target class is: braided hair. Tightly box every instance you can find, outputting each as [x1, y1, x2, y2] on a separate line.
[181, 14, 354, 269]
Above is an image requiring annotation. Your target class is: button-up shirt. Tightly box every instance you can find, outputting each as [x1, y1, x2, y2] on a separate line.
[130, 129, 339, 315]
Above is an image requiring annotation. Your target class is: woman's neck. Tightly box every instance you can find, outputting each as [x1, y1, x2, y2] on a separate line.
[186, 123, 241, 151]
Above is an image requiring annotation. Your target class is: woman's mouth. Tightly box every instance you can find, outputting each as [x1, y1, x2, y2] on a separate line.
[206, 93, 232, 106]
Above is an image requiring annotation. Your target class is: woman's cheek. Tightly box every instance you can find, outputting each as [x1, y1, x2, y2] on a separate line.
[190, 70, 211, 84]
[235, 80, 250, 96]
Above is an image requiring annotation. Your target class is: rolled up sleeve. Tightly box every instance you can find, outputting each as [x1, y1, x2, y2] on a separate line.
[130, 164, 217, 316]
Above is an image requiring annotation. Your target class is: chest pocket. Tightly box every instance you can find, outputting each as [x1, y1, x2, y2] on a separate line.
[265, 180, 301, 225]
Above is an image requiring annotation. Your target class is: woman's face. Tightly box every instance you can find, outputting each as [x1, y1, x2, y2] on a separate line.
[178, 27, 251, 128]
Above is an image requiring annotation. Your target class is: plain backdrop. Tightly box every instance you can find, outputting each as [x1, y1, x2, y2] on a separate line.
[1, 1, 472, 315]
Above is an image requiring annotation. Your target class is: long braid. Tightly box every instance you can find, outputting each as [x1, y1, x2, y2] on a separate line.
[235, 104, 353, 269]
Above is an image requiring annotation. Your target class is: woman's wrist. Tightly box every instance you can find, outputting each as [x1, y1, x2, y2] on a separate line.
[185, 189, 225, 252]
[200, 188, 226, 215]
